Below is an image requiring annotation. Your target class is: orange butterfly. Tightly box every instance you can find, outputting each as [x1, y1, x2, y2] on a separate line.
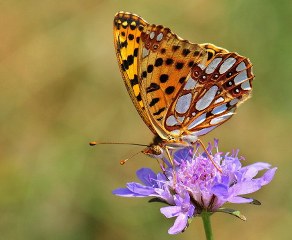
[113, 11, 254, 159]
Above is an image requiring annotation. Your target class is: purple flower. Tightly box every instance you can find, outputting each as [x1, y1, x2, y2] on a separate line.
[113, 140, 277, 234]
[160, 194, 194, 234]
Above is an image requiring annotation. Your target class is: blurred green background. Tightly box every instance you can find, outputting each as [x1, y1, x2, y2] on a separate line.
[0, 0, 291, 239]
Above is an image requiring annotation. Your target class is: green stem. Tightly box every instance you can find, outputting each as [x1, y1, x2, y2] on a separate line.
[201, 211, 214, 240]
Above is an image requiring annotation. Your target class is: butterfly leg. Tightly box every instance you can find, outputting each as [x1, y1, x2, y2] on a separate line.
[164, 147, 178, 185]
[197, 139, 222, 173]
[164, 147, 174, 166]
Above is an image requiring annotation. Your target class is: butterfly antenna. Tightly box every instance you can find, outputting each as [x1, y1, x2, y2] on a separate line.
[120, 151, 143, 165]
[89, 141, 149, 165]
[197, 139, 222, 173]
[89, 141, 148, 147]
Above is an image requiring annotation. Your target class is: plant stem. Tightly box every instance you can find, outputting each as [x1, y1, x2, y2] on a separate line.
[201, 211, 213, 240]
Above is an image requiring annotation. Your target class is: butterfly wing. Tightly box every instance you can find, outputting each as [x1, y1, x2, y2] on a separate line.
[113, 11, 254, 144]
[113, 12, 157, 134]
[113, 11, 209, 140]
[137, 23, 208, 139]
[200, 43, 229, 62]
[163, 51, 254, 140]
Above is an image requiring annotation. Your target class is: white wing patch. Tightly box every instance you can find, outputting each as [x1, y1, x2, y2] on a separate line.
[205, 58, 222, 74]
[234, 71, 248, 85]
[166, 115, 178, 127]
[210, 109, 235, 125]
[219, 57, 236, 74]
[142, 47, 150, 58]
[175, 93, 192, 114]
[230, 98, 239, 106]
[156, 33, 163, 41]
[194, 126, 216, 137]
[241, 81, 251, 90]
[236, 61, 246, 71]
[214, 97, 224, 104]
[211, 104, 228, 115]
[195, 85, 218, 111]
[184, 77, 197, 90]
[187, 113, 207, 130]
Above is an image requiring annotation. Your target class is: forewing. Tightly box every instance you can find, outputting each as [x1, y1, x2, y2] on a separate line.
[113, 12, 156, 133]
[138, 24, 208, 138]
[164, 52, 254, 138]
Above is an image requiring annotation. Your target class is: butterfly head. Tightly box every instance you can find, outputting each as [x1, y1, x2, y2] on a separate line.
[141, 134, 163, 158]
[141, 134, 192, 159]
[142, 144, 164, 158]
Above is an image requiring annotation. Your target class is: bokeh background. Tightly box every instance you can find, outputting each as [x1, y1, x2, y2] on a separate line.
[0, 0, 291, 239]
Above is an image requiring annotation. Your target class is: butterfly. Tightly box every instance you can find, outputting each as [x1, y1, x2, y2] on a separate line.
[113, 11, 254, 159]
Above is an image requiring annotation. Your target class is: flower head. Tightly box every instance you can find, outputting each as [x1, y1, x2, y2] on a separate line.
[113, 140, 277, 234]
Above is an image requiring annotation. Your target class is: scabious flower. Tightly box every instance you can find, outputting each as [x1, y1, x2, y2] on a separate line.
[113, 140, 277, 235]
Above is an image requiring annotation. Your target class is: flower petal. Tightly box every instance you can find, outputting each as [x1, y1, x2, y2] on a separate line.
[227, 196, 253, 204]
[231, 181, 261, 195]
[136, 168, 157, 186]
[232, 168, 277, 195]
[168, 213, 188, 234]
[160, 206, 182, 218]
[173, 147, 193, 164]
[212, 184, 229, 197]
[242, 162, 271, 172]
[126, 182, 156, 196]
[241, 162, 272, 179]
[155, 187, 175, 205]
[112, 188, 145, 197]
[260, 167, 277, 185]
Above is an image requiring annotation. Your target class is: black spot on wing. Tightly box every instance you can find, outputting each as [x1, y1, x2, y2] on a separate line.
[149, 97, 160, 107]
[179, 77, 186, 83]
[160, 74, 169, 83]
[134, 48, 138, 57]
[128, 34, 134, 40]
[130, 74, 139, 87]
[127, 55, 134, 66]
[153, 107, 166, 116]
[122, 60, 129, 70]
[172, 45, 180, 52]
[147, 65, 154, 73]
[182, 48, 191, 56]
[136, 93, 142, 101]
[165, 86, 175, 95]
[146, 83, 160, 93]
[166, 58, 174, 65]
[154, 58, 163, 67]
[175, 62, 184, 70]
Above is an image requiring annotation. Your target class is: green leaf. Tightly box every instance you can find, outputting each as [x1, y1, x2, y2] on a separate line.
[239, 196, 261, 205]
[215, 208, 247, 221]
